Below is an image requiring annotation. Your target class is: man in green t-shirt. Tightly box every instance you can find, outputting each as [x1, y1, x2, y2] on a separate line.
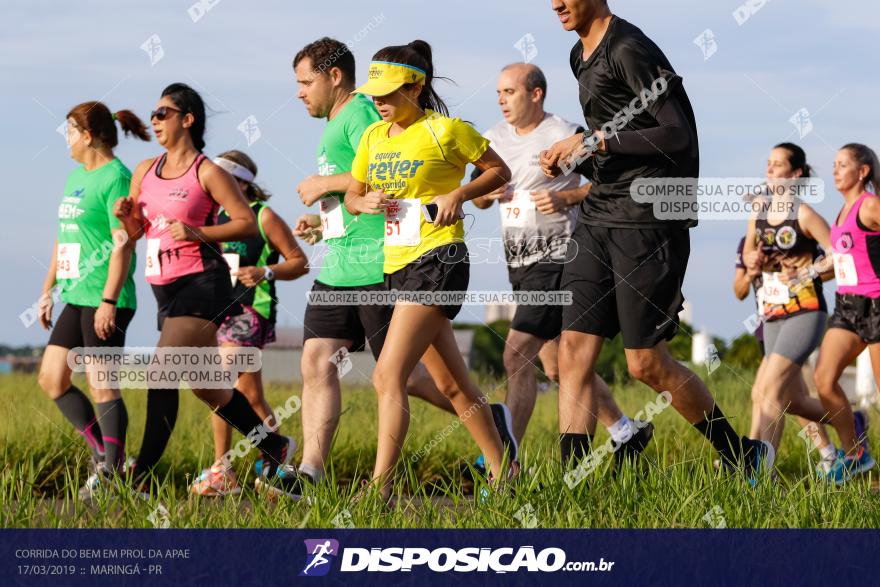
[265, 38, 463, 501]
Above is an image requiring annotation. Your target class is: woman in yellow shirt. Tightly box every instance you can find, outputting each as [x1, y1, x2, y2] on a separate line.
[345, 40, 514, 501]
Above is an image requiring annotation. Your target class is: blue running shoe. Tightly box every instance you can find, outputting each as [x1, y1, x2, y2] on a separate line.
[825, 446, 877, 486]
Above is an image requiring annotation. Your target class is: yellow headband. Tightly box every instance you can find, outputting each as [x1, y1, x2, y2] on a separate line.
[353, 61, 426, 97]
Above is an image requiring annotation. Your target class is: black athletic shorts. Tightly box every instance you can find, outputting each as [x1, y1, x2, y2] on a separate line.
[385, 243, 469, 320]
[303, 281, 390, 360]
[828, 292, 880, 343]
[509, 262, 564, 340]
[48, 303, 135, 349]
[561, 223, 690, 349]
[151, 269, 240, 330]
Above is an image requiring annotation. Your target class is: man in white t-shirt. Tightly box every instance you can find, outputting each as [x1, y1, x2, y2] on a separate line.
[472, 63, 653, 464]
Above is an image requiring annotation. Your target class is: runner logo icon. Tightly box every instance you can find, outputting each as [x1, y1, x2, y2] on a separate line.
[300, 539, 339, 577]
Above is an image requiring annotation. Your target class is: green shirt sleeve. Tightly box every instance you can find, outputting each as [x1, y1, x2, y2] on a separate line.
[345, 99, 382, 152]
[350, 129, 371, 184]
[104, 171, 131, 230]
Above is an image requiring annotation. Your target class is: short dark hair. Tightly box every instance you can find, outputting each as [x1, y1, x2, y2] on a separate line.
[293, 37, 356, 85]
[502, 63, 547, 102]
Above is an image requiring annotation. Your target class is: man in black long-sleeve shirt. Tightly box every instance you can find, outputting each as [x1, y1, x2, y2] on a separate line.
[542, 0, 772, 480]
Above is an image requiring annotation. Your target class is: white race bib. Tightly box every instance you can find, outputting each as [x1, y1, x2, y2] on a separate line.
[762, 272, 791, 305]
[833, 252, 859, 286]
[385, 199, 421, 247]
[145, 238, 161, 277]
[319, 197, 346, 240]
[223, 253, 240, 286]
[56, 243, 80, 279]
[500, 190, 537, 228]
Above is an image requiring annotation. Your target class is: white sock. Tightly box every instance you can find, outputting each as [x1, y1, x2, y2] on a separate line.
[608, 416, 635, 444]
[298, 463, 324, 483]
[819, 443, 837, 461]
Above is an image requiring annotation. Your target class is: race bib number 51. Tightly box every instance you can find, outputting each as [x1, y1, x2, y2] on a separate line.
[385, 199, 421, 246]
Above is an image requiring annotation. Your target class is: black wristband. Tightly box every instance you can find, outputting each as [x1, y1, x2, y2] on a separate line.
[101, 298, 118, 306]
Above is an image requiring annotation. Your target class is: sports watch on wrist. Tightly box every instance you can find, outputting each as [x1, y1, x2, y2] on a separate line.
[263, 266, 275, 281]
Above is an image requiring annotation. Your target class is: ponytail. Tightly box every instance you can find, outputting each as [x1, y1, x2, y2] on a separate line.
[373, 40, 450, 116]
[113, 110, 150, 142]
[66, 101, 150, 148]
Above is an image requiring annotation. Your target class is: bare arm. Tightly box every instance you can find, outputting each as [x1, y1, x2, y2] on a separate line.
[297, 172, 353, 206]
[260, 208, 309, 281]
[113, 158, 154, 241]
[431, 147, 511, 227]
[236, 208, 309, 288]
[101, 229, 135, 302]
[343, 179, 387, 216]
[184, 160, 257, 242]
[733, 267, 752, 301]
[797, 203, 834, 278]
[38, 241, 58, 329]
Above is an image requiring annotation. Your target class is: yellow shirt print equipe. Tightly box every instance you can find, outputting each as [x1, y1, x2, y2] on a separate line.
[351, 110, 489, 274]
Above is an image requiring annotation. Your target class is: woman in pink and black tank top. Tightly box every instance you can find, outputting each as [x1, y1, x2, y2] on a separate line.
[814, 143, 880, 484]
[113, 83, 295, 492]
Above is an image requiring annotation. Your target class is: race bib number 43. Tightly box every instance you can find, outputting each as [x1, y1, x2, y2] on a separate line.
[385, 199, 421, 246]
[500, 190, 536, 228]
[56, 243, 81, 279]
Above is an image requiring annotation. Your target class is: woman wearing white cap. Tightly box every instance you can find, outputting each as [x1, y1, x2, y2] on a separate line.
[190, 150, 309, 496]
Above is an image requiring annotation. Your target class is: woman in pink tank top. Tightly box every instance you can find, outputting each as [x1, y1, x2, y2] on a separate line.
[814, 143, 880, 484]
[113, 83, 295, 493]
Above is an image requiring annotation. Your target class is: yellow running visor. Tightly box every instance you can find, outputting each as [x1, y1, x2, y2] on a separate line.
[353, 61, 426, 97]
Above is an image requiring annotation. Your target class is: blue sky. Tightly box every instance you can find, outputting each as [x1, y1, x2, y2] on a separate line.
[2, 0, 878, 346]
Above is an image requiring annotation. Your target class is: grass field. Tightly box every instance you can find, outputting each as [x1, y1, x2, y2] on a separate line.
[2, 367, 880, 529]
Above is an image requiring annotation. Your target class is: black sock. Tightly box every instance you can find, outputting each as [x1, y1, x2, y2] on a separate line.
[692, 404, 743, 467]
[215, 389, 286, 459]
[560, 433, 593, 467]
[135, 389, 179, 475]
[55, 385, 104, 461]
[96, 399, 128, 470]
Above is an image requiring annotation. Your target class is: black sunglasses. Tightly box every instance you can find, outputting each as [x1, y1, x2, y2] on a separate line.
[150, 106, 183, 121]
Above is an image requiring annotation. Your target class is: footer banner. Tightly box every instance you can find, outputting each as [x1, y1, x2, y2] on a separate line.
[3, 529, 878, 585]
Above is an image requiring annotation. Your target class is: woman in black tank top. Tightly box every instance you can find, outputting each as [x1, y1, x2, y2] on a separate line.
[742, 143, 837, 467]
